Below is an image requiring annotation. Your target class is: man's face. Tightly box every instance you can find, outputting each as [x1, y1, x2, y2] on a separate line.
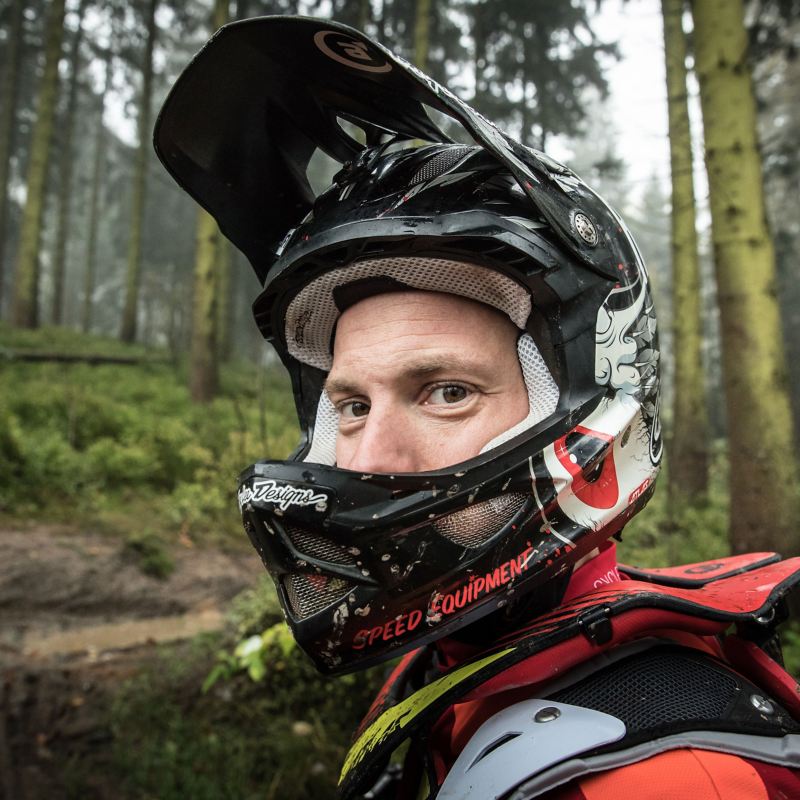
[326, 290, 530, 473]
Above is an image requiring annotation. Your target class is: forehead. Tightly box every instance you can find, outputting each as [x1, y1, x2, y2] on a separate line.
[328, 290, 519, 381]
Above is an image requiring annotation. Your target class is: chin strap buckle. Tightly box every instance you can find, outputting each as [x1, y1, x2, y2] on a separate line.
[578, 605, 613, 645]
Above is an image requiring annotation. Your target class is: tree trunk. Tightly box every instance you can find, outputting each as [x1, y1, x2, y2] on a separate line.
[0, 0, 25, 314]
[190, 208, 220, 402]
[51, 0, 89, 325]
[414, 0, 431, 70]
[662, 0, 709, 505]
[189, 0, 230, 401]
[376, 0, 386, 40]
[472, 4, 487, 106]
[692, 0, 800, 554]
[82, 52, 112, 334]
[11, 0, 67, 328]
[119, 0, 158, 343]
[216, 236, 233, 362]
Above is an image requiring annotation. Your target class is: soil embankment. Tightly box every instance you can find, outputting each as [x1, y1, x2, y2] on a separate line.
[0, 525, 261, 799]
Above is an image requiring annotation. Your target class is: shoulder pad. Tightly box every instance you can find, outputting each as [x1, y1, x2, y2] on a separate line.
[340, 556, 800, 799]
[438, 699, 625, 800]
[619, 553, 780, 587]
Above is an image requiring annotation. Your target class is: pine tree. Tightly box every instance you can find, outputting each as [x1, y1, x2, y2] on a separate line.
[464, 0, 615, 147]
[189, 0, 230, 402]
[190, 208, 220, 402]
[119, 0, 158, 343]
[0, 0, 25, 313]
[691, 0, 800, 553]
[414, 0, 431, 69]
[11, 0, 67, 327]
[82, 47, 112, 333]
[662, 0, 709, 503]
[51, 0, 89, 325]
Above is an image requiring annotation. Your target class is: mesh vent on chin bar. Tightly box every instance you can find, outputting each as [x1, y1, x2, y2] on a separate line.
[433, 493, 527, 548]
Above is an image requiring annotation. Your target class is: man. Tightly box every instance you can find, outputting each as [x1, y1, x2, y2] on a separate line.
[155, 16, 800, 799]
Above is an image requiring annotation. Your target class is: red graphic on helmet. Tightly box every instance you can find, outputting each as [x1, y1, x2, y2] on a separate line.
[555, 427, 619, 509]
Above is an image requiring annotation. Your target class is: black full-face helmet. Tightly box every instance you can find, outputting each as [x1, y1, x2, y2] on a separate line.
[154, 16, 662, 674]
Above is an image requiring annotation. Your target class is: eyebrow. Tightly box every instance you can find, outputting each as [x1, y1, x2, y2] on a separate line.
[324, 355, 488, 396]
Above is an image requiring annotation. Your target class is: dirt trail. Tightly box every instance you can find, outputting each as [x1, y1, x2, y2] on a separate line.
[0, 524, 263, 799]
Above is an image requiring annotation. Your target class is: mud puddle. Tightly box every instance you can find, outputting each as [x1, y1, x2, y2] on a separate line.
[0, 524, 262, 799]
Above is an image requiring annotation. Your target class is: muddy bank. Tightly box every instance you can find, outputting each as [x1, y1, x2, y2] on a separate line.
[0, 525, 262, 659]
[0, 525, 265, 799]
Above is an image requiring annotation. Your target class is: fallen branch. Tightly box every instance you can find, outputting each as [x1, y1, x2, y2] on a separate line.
[0, 349, 171, 366]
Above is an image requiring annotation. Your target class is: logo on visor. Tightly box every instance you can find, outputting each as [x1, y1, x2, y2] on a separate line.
[313, 31, 392, 73]
[238, 479, 328, 512]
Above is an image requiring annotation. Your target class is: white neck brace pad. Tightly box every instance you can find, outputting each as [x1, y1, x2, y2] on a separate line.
[283, 256, 559, 466]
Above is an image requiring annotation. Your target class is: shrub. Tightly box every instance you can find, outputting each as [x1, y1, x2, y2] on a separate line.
[122, 531, 176, 579]
[106, 633, 383, 800]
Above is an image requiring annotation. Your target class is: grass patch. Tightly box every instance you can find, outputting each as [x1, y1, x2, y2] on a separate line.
[123, 530, 176, 579]
[98, 632, 384, 800]
[0, 325, 298, 545]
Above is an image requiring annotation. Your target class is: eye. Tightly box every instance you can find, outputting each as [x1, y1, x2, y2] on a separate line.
[427, 385, 470, 405]
[340, 400, 370, 419]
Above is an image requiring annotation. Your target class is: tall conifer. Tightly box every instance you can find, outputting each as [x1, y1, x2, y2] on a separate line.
[11, 0, 67, 327]
[0, 0, 25, 312]
[662, 0, 709, 503]
[119, 0, 158, 342]
[692, 0, 799, 553]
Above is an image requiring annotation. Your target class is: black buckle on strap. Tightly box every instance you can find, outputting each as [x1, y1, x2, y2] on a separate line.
[579, 606, 613, 645]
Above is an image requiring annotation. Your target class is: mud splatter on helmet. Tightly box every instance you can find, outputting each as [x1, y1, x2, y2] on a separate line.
[154, 16, 662, 674]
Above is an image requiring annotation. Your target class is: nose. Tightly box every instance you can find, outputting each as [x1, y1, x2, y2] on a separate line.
[342, 403, 421, 474]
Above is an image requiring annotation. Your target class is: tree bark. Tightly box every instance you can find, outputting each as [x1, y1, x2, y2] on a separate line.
[692, 0, 800, 554]
[414, 0, 431, 70]
[662, 0, 709, 504]
[189, 0, 230, 402]
[471, 3, 487, 105]
[216, 235, 233, 362]
[190, 208, 220, 403]
[51, 0, 89, 325]
[358, 0, 371, 31]
[119, 0, 158, 343]
[82, 51, 112, 334]
[0, 0, 25, 314]
[11, 0, 67, 328]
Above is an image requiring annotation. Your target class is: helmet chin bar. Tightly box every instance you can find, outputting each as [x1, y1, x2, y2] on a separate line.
[236, 391, 658, 674]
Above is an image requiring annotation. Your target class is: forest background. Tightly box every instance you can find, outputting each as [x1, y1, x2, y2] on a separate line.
[1, 0, 799, 797]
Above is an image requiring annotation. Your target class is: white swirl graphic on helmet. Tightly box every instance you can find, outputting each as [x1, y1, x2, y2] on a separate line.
[595, 277, 651, 397]
[238, 479, 328, 512]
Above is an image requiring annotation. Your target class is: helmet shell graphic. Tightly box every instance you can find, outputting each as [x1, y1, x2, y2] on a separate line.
[155, 16, 662, 674]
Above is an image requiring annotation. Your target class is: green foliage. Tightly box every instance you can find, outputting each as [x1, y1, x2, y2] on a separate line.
[123, 530, 176, 579]
[0, 326, 297, 543]
[619, 444, 730, 568]
[105, 632, 384, 800]
[781, 619, 800, 678]
[227, 576, 284, 638]
[203, 623, 296, 690]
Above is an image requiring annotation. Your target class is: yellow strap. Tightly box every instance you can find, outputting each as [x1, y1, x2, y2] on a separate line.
[339, 646, 514, 784]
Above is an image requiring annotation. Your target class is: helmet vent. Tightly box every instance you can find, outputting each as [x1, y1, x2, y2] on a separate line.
[284, 525, 356, 566]
[433, 493, 527, 548]
[282, 573, 354, 619]
[410, 146, 473, 185]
